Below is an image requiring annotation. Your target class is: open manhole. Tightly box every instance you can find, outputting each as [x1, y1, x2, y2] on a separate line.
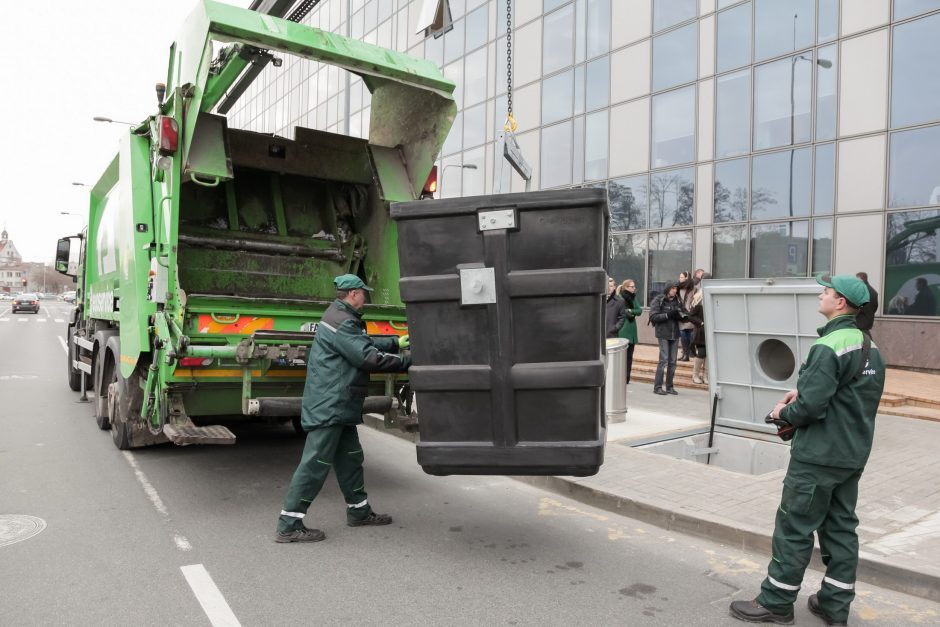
[0, 515, 47, 548]
[629, 432, 789, 476]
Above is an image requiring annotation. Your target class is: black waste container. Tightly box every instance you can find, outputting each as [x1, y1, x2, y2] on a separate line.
[391, 189, 609, 476]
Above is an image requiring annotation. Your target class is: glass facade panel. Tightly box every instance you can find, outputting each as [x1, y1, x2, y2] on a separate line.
[652, 86, 696, 168]
[885, 208, 940, 316]
[751, 148, 812, 219]
[753, 55, 812, 151]
[714, 158, 749, 222]
[465, 5, 488, 51]
[754, 0, 815, 62]
[542, 121, 574, 187]
[585, 56, 610, 111]
[585, 110, 609, 180]
[609, 233, 647, 306]
[894, 0, 940, 20]
[609, 175, 648, 231]
[649, 167, 695, 228]
[818, 0, 838, 43]
[464, 47, 486, 107]
[574, 65, 586, 115]
[586, 0, 610, 58]
[444, 17, 465, 64]
[716, 70, 750, 158]
[891, 13, 940, 129]
[544, 0, 571, 12]
[542, 69, 574, 125]
[814, 143, 836, 214]
[573, 115, 585, 184]
[442, 111, 463, 156]
[749, 221, 809, 278]
[816, 45, 838, 141]
[652, 23, 698, 91]
[653, 0, 697, 32]
[713, 224, 748, 278]
[889, 125, 940, 208]
[717, 2, 751, 73]
[812, 218, 833, 274]
[463, 103, 486, 149]
[648, 230, 693, 302]
[544, 4, 576, 74]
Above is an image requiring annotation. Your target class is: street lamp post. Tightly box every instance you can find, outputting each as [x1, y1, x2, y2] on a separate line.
[439, 163, 478, 197]
[789, 39, 832, 216]
[93, 116, 136, 126]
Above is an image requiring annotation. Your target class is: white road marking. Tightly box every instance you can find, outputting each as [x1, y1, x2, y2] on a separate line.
[17, 318, 27, 322]
[54, 318, 64, 323]
[174, 534, 193, 551]
[0, 375, 39, 381]
[122, 451, 169, 516]
[58, 336, 68, 353]
[180, 564, 241, 627]
[36, 318, 47, 323]
[0, 318, 8, 322]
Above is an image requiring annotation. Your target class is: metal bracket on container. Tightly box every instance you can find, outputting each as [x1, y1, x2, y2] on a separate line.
[690, 446, 719, 456]
[459, 266, 497, 305]
[478, 208, 517, 232]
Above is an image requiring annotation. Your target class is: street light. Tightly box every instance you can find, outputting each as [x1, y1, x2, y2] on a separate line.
[93, 116, 136, 126]
[71, 182, 89, 187]
[439, 163, 478, 196]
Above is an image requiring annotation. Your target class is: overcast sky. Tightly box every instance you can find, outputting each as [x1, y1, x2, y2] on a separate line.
[0, 0, 248, 262]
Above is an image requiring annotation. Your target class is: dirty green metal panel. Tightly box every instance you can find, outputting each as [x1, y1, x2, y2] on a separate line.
[185, 112, 233, 184]
[369, 146, 415, 202]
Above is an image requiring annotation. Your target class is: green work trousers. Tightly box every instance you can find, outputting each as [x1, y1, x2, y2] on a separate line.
[277, 425, 372, 532]
[757, 457, 864, 623]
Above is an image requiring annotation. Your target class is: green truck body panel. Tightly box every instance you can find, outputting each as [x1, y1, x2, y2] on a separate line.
[60, 0, 455, 444]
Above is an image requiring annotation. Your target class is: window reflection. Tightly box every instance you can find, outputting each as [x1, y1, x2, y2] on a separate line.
[650, 167, 695, 228]
[542, 121, 574, 187]
[609, 233, 647, 306]
[648, 230, 693, 303]
[885, 208, 940, 317]
[465, 5, 488, 52]
[816, 45, 837, 141]
[754, 0, 814, 62]
[652, 86, 696, 167]
[653, 0, 697, 32]
[464, 48, 487, 107]
[754, 55, 812, 151]
[544, 4, 575, 74]
[609, 175, 648, 231]
[653, 23, 698, 91]
[444, 17, 465, 65]
[542, 69, 574, 125]
[751, 148, 812, 219]
[814, 143, 835, 214]
[585, 110, 609, 181]
[717, 2, 751, 73]
[714, 158, 749, 223]
[749, 221, 809, 278]
[894, 0, 940, 21]
[462, 103, 486, 149]
[585, 56, 610, 111]
[812, 218, 833, 274]
[888, 125, 940, 208]
[586, 0, 611, 58]
[716, 70, 750, 158]
[817, 0, 838, 43]
[713, 224, 748, 278]
[891, 13, 940, 129]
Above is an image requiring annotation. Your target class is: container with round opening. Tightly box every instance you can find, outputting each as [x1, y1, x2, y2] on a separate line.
[757, 338, 796, 381]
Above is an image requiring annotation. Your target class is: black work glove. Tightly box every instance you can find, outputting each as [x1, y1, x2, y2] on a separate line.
[765, 412, 795, 441]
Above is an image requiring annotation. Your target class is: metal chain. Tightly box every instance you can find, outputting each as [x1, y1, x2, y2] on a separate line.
[506, 0, 512, 115]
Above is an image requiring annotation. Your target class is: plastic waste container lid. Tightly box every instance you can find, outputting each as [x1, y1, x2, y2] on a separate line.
[606, 338, 629, 352]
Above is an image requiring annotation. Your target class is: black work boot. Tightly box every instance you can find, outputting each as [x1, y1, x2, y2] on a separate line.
[348, 512, 393, 527]
[275, 526, 326, 543]
[808, 594, 848, 626]
[729, 599, 794, 624]
[653, 387, 667, 395]
[666, 387, 679, 395]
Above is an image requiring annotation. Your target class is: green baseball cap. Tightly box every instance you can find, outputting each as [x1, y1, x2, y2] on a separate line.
[815, 273, 869, 307]
[334, 274, 373, 291]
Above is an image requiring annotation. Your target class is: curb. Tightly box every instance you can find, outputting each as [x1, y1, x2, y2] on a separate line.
[362, 415, 940, 603]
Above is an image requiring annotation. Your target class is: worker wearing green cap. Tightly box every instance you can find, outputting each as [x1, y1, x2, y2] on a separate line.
[275, 274, 411, 543]
[731, 274, 886, 625]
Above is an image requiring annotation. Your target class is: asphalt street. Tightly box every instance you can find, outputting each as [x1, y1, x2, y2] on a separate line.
[1, 300, 938, 625]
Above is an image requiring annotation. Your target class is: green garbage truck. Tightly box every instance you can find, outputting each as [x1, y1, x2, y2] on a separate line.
[55, 0, 455, 449]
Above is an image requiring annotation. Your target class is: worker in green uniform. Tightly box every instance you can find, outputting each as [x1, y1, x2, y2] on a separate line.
[275, 274, 411, 543]
[730, 274, 886, 625]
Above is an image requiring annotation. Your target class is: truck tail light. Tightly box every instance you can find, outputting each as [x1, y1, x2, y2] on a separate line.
[422, 165, 438, 197]
[157, 115, 179, 155]
[179, 357, 213, 367]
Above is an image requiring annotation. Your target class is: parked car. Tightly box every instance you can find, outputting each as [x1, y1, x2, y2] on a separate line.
[0, 293, 12, 301]
[60, 291, 77, 304]
[12, 293, 40, 314]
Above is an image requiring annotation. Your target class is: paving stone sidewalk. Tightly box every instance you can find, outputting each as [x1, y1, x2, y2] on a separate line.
[521, 382, 940, 602]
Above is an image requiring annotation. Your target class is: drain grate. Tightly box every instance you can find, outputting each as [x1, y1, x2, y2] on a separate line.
[0, 515, 46, 548]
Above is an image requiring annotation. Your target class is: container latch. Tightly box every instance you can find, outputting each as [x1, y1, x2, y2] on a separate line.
[459, 265, 497, 305]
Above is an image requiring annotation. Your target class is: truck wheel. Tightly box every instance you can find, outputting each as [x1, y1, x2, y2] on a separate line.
[105, 341, 146, 450]
[95, 353, 113, 431]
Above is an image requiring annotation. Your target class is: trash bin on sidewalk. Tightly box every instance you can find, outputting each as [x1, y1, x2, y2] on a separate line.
[605, 338, 629, 423]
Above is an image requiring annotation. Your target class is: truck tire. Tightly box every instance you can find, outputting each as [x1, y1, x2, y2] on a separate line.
[104, 338, 145, 450]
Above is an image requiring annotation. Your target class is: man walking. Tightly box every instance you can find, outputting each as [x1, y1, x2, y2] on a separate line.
[854, 271, 878, 334]
[276, 274, 411, 543]
[730, 274, 885, 625]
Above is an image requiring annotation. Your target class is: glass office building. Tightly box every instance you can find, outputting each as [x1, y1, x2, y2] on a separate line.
[227, 0, 940, 367]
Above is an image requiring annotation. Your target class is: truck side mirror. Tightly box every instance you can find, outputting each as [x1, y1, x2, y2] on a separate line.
[55, 238, 76, 277]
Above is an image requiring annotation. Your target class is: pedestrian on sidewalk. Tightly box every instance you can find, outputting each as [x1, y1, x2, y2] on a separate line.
[617, 279, 643, 384]
[677, 271, 695, 361]
[648, 282, 687, 395]
[854, 271, 878, 336]
[686, 273, 710, 385]
[275, 274, 411, 543]
[605, 276, 626, 338]
[730, 273, 885, 626]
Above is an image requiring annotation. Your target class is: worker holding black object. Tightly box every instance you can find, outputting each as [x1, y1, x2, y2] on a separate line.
[275, 274, 411, 543]
[730, 274, 886, 626]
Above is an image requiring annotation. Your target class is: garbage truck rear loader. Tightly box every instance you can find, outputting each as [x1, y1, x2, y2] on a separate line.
[55, 0, 456, 449]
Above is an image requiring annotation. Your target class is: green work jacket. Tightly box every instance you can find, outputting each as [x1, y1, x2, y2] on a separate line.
[780, 315, 886, 469]
[300, 299, 410, 430]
